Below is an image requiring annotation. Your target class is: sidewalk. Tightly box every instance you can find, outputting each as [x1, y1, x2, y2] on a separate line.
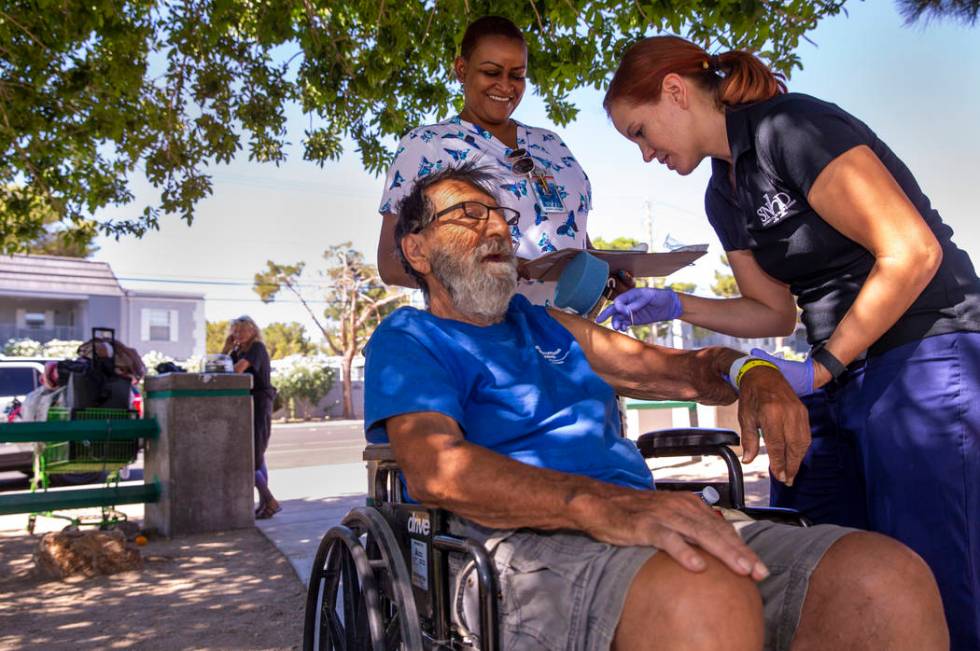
[253, 462, 366, 585]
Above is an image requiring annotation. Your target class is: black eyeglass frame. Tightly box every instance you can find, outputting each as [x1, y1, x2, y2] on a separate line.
[426, 201, 521, 229]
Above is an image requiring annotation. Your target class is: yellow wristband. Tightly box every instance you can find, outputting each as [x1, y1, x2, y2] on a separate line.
[735, 358, 779, 388]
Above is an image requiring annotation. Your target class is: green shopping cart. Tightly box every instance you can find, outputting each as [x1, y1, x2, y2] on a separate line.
[28, 406, 141, 534]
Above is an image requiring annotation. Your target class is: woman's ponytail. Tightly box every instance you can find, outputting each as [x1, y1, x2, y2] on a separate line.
[604, 36, 785, 113]
[714, 50, 786, 106]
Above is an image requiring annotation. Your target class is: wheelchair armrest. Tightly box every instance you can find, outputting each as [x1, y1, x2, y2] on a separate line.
[741, 506, 811, 527]
[636, 428, 740, 458]
[639, 428, 746, 509]
[363, 444, 396, 462]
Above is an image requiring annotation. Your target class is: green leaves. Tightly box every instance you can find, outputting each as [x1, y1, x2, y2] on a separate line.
[1, 0, 846, 250]
[263, 321, 316, 359]
[253, 260, 306, 303]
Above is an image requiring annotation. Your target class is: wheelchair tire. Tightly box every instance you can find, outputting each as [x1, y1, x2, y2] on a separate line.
[303, 525, 386, 651]
[342, 507, 425, 650]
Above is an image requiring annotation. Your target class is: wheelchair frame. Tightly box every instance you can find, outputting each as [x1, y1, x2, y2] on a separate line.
[302, 428, 804, 650]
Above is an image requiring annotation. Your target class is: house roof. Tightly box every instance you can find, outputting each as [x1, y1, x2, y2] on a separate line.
[0, 254, 125, 298]
[125, 288, 205, 301]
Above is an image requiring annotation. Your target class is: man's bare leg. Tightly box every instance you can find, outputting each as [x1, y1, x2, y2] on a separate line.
[612, 553, 764, 651]
[791, 532, 949, 651]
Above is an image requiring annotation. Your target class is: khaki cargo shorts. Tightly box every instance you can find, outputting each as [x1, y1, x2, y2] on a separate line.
[450, 517, 854, 651]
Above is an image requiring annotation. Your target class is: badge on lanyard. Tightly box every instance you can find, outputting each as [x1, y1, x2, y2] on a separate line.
[506, 148, 567, 213]
[530, 172, 566, 213]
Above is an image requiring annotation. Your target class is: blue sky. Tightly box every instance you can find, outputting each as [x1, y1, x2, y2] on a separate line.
[94, 1, 980, 335]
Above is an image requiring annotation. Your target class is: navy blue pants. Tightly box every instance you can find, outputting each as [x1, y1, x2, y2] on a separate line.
[771, 332, 980, 649]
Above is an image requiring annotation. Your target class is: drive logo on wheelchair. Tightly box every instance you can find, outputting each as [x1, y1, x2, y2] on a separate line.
[408, 512, 431, 536]
[396, 508, 435, 594]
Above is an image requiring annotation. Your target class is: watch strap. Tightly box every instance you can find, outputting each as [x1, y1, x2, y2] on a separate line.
[810, 344, 847, 380]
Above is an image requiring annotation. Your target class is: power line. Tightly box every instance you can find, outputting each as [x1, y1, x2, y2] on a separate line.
[205, 296, 338, 305]
[114, 271, 351, 289]
[0, 266, 342, 292]
[117, 273, 343, 290]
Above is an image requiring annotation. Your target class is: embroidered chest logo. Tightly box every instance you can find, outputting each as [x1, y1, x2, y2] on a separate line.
[756, 192, 797, 226]
[536, 346, 570, 365]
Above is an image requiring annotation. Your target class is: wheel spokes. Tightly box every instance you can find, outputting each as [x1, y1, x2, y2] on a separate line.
[305, 512, 423, 651]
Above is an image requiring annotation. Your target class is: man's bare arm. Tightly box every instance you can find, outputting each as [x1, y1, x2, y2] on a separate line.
[549, 308, 811, 485]
[387, 410, 769, 580]
[548, 308, 739, 404]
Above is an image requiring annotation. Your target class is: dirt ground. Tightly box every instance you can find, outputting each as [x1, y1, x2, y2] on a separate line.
[0, 527, 305, 650]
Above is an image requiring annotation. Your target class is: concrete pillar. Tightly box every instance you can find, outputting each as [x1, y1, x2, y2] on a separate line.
[143, 373, 254, 537]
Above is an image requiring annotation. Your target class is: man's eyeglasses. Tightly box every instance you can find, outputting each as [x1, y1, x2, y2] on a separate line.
[431, 201, 520, 226]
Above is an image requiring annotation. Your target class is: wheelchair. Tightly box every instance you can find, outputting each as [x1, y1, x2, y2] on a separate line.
[302, 427, 805, 650]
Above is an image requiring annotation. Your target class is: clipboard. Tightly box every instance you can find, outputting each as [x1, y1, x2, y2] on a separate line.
[518, 246, 708, 282]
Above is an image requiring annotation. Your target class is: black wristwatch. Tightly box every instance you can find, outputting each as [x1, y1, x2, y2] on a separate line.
[810, 344, 847, 381]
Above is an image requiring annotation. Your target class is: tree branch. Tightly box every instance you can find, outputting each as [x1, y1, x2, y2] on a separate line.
[280, 276, 331, 341]
[0, 10, 48, 50]
[422, 0, 437, 44]
[325, 331, 343, 355]
[353, 292, 404, 330]
[528, 0, 549, 37]
[632, 0, 650, 24]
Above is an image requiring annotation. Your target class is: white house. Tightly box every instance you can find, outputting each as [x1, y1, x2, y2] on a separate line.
[0, 254, 205, 358]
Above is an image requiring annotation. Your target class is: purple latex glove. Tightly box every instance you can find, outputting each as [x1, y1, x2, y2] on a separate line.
[749, 348, 815, 396]
[597, 287, 683, 331]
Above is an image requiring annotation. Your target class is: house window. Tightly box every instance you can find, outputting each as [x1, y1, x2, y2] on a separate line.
[142, 308, 178, 342]
[23, 312, 47, 330]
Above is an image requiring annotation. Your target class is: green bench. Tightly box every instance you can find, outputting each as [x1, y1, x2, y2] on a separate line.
[0, 418, 161, 517]
[624, 399, 700, 426]
[625, 399, 701, 461]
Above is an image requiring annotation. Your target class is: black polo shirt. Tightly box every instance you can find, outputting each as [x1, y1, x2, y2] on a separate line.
[705, 92, 980, 356]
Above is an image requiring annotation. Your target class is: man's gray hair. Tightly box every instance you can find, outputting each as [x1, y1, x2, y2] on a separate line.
[393, 162, 502, 298]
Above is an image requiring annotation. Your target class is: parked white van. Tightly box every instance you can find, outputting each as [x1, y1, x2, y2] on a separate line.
[0, 358, 47, 474]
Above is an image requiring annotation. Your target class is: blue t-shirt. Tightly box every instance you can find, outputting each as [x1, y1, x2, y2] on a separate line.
[364, 295, 653, 492]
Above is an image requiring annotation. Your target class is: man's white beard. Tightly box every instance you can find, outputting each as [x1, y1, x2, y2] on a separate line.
[430, 237, 518, 323]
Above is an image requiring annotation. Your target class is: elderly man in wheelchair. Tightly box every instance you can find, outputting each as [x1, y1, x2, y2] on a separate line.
[303, 163, 948, 651]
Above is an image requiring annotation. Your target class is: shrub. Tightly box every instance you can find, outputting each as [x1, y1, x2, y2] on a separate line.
[42, 339, 83, 359]
[2, 338, 43, 357]
[272, 358, 334, 420]
[140, 351, 174, 376]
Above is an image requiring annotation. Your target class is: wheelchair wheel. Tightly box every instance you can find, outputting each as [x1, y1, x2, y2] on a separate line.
[342, 507, 424, 650]
[303, 525, 386, 651]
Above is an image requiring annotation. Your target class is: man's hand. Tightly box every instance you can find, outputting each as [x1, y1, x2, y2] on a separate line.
[574, 488, 770, 581]
[736, 366, 811, 486]
[390, 411, 770, 581]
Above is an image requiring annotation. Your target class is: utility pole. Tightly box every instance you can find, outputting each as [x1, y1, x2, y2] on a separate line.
[643, 198, 654, 252]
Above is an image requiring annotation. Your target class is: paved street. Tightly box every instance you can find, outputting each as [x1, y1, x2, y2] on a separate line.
[266, 420, 365, 469]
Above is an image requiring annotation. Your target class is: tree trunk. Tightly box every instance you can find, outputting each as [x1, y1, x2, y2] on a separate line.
[341, 354, 354, 419]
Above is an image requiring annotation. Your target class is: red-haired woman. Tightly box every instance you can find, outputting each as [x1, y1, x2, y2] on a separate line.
[600, 35, 979, 648]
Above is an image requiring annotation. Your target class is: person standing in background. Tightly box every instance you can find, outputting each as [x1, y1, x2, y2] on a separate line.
[224, 316, 280, 519]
